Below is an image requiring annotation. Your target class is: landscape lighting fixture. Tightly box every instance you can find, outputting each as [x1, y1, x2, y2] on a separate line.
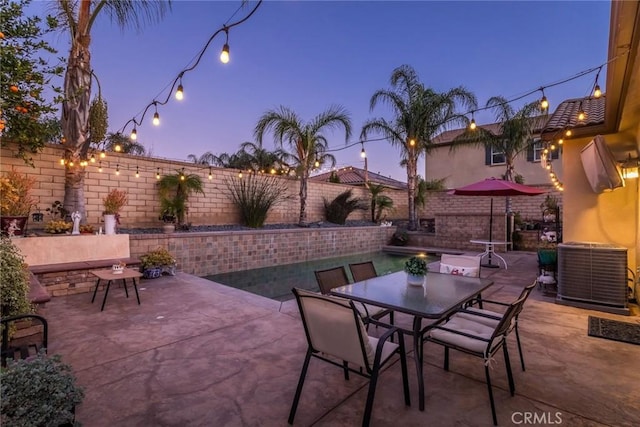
[220, 28, 230, 64]
[176, 83, 184, 100]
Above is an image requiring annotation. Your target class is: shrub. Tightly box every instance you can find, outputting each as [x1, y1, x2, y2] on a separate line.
[1, 351, 84, 427]
[224, 174, 291, 228]
[390, 229, 409, 246]
[140, 247, 176, 270]
[0, 170, 37, 216]
[323, 189, 366, 225]
[0, 235, 32, 322]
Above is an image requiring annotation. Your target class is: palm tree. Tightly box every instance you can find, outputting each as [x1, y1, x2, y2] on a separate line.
[368, 183, 394, 223]
[104, 132, 145, 155]
[54, 0, 170, 218]
[254, 105, 351, 225]
[238, 141, 287, 172]
[187, 151, 216, 165]
[157, 170, 204, 226]
[361, 65, 476, 230]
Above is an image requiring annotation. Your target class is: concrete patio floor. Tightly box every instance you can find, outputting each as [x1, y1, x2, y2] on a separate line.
[43, 251, 640, 426]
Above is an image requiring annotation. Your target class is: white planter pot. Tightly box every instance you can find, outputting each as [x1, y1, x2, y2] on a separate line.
[406, 273, 425, 286]
[104, 214, 117, 235]
[162, 224, 175, 234]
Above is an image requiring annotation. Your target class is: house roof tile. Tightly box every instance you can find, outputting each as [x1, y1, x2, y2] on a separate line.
[310, 166, 407, 190]
[541, 95, 606, 135]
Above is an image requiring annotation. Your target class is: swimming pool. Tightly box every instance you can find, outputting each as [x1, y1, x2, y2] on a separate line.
[206, 251, 438, 301]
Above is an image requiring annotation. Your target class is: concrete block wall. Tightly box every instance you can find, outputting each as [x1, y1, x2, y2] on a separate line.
[1, 144, 410, 227]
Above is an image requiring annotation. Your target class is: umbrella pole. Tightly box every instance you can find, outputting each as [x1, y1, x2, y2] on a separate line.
[482, 197, 499, 268]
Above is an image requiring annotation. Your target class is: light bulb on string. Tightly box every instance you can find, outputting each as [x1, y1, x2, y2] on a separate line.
[360, 143, 366, 158]
[152, 103, 160, 126]
[565, 129, 572, 137]
[220, 27, 230, 63]
[90, 154, 96, 163]
[209, 168, 213, 180]
[270, 168, 276, 174]
[550, 144, 556, 151]
[180, 168, 185, 181]
[238, 171, 243, 178]
[539, 88, 549, 110]
[577, 103, 586, 121]
[59, 157, 65, 165]
[593, 67, 602, 98]
[69, 160, 74, 167]
[115, 164, 120, 175]
[409, 138, 416, 147]
[469, 111, 477, 130]
[115, 144, 122, 152]
[130, 126, 137, 141]
[98, 161, 103, 173]
[558, 138, 564, 145]
[176, 83, 184, 100]
[135, 166, 139, 178]
[100, 149, 106, 159]
[156, 168, 161, 180]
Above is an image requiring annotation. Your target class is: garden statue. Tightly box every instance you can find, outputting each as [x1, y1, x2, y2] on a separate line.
[71, 211, 81, 235]
[6, 219, 20, 237]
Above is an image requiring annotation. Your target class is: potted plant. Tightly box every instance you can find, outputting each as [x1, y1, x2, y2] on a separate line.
[157, 170, 204, 229]
[159, 205, 177, 234]
[139, 247, 177, 279]
[404, 255, 429, 286]
[541, 194, 559, 222]
[0, 170, 37, 237]
[391, 229, 409, 246]
[103, 189, 128, 235]
[1, 351, 84, 427]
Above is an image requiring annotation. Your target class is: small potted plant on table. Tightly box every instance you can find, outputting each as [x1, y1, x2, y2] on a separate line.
[140, 247, 177, 279]
[404, 255, 428, 286]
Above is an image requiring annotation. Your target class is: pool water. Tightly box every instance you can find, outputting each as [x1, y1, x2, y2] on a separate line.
[206, 252, 437, 301]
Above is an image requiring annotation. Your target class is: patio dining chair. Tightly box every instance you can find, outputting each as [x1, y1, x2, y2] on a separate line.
[289, 288, 410, 427]
[314, 266, 393, 326]
[423, 293, 528, 426]
[348, 261, 395, 325]
[1, 314, 48, 367]
[454, 280, 537, 371]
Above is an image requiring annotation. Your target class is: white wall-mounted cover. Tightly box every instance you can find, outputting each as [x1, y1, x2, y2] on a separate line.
[580, 135, 625, 193]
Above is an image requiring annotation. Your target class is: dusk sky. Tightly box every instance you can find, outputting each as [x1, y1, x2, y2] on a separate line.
[37, 1, 611, 181]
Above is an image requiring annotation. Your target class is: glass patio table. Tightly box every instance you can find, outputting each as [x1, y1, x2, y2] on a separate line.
[330, 270, 493, 411]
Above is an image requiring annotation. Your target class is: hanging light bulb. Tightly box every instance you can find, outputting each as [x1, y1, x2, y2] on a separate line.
[130, 126, 137, 141]
[565, 129, 572, 137]
[60, 157, 65, 165]
[208, 167, 213, 180]
[80, 160, 87, 167]
[545, 163, 551, 170]
[360, 143, 366, 158]
[540, 89, 549, 110]
[176, 83, 184, 100]
[90, 154, 96, 163]
[220, 28, 230, 63]
[409, 138, 416, 146]
[550, 144, 556, 151]
[135, 166, 139, 178]
[156, 168, 161, 180]
[238, 171, 243, 178]
[98, 161, 103, 173]
[469, 111, 477, 130]
[116, 164, 120, 175]
[115, 144, 122, 152]
[100, 149, 106, 158]
[577, 104, 586, 121]
[270, 168, 276, 174]
[68, 160, 74, 167]
[180, 168, 185, 181]
[152, 103, 160, 126]
[593, 84, 602, 99]
[543, 148, 549, 155]
[558, 138, 564, 145]
[314, 160, 320, 168]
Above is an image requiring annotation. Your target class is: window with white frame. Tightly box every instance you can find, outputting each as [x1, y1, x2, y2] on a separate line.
[532, 139, 543, 162]
[491, 147, 505, 165]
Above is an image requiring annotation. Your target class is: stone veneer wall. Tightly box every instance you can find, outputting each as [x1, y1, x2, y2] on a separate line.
[129, 226, 397, 277]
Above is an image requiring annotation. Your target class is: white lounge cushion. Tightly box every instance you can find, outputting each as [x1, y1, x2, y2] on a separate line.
[428, 317, 497, 353]
[439, 263, 480, 278]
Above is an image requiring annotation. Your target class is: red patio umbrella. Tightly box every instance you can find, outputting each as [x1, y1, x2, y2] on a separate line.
[450, 178, 547, 266]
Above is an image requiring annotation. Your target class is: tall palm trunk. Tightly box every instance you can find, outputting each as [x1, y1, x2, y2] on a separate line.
[298, 172, 309, 225]
[61, 5, 92, 218]
[406, 146, 418, 231]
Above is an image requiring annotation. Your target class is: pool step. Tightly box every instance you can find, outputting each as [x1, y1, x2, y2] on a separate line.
[382, 245, 464, 256]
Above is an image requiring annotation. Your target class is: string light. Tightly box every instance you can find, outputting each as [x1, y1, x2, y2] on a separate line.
[90, 154, 96, 163]
[409, 138, 416, 146]
[539, 88, 549, 110]
[550, 144, 556, 151]
[152, 103, 160, 126]
[558, 138, 564, 145]
[130, 126, 137, 141]
[68, 160, 74, 167]
[180, 167, 185, 181]
[577, 102, 586, 121]
[115, 164, 120, 175]
[135, 166, 140, 178]
[98, 161, 103, 173]
[175, 79, 184, 100]
[238, 171, 243, 178]
[114, 144, 122, 152]
[270, 168, 276, 174]
[208, 167, 213, 179]
[565, 129, 572, 137]
[59, 157, 65, 165]
[593, 66, 602, 98]
[220, 27, 230, 64]
[360, 142, 366, 158]
[469, 111, 477, 130]
[156, 168, 161, 180]
[100, 149, 106, 159]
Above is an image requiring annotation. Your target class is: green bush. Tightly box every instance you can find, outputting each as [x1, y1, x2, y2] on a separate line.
[1, 351, 84, 427]
[0, 235, 32, 321]
[323, 190, 366, 225]
[224, 174, 291, 228]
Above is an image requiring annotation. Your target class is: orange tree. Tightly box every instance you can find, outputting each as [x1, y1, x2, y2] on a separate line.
[0, 0, 63, 163]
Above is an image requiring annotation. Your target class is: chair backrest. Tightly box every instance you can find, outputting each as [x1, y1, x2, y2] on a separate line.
[490, 294, 528, 345]
[349, 261, 378, 282]
[314, 266, 350, 295]
[292, 288, 374, 370]
[439, 254, 481, 277]
[513, 280, 537, 317]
